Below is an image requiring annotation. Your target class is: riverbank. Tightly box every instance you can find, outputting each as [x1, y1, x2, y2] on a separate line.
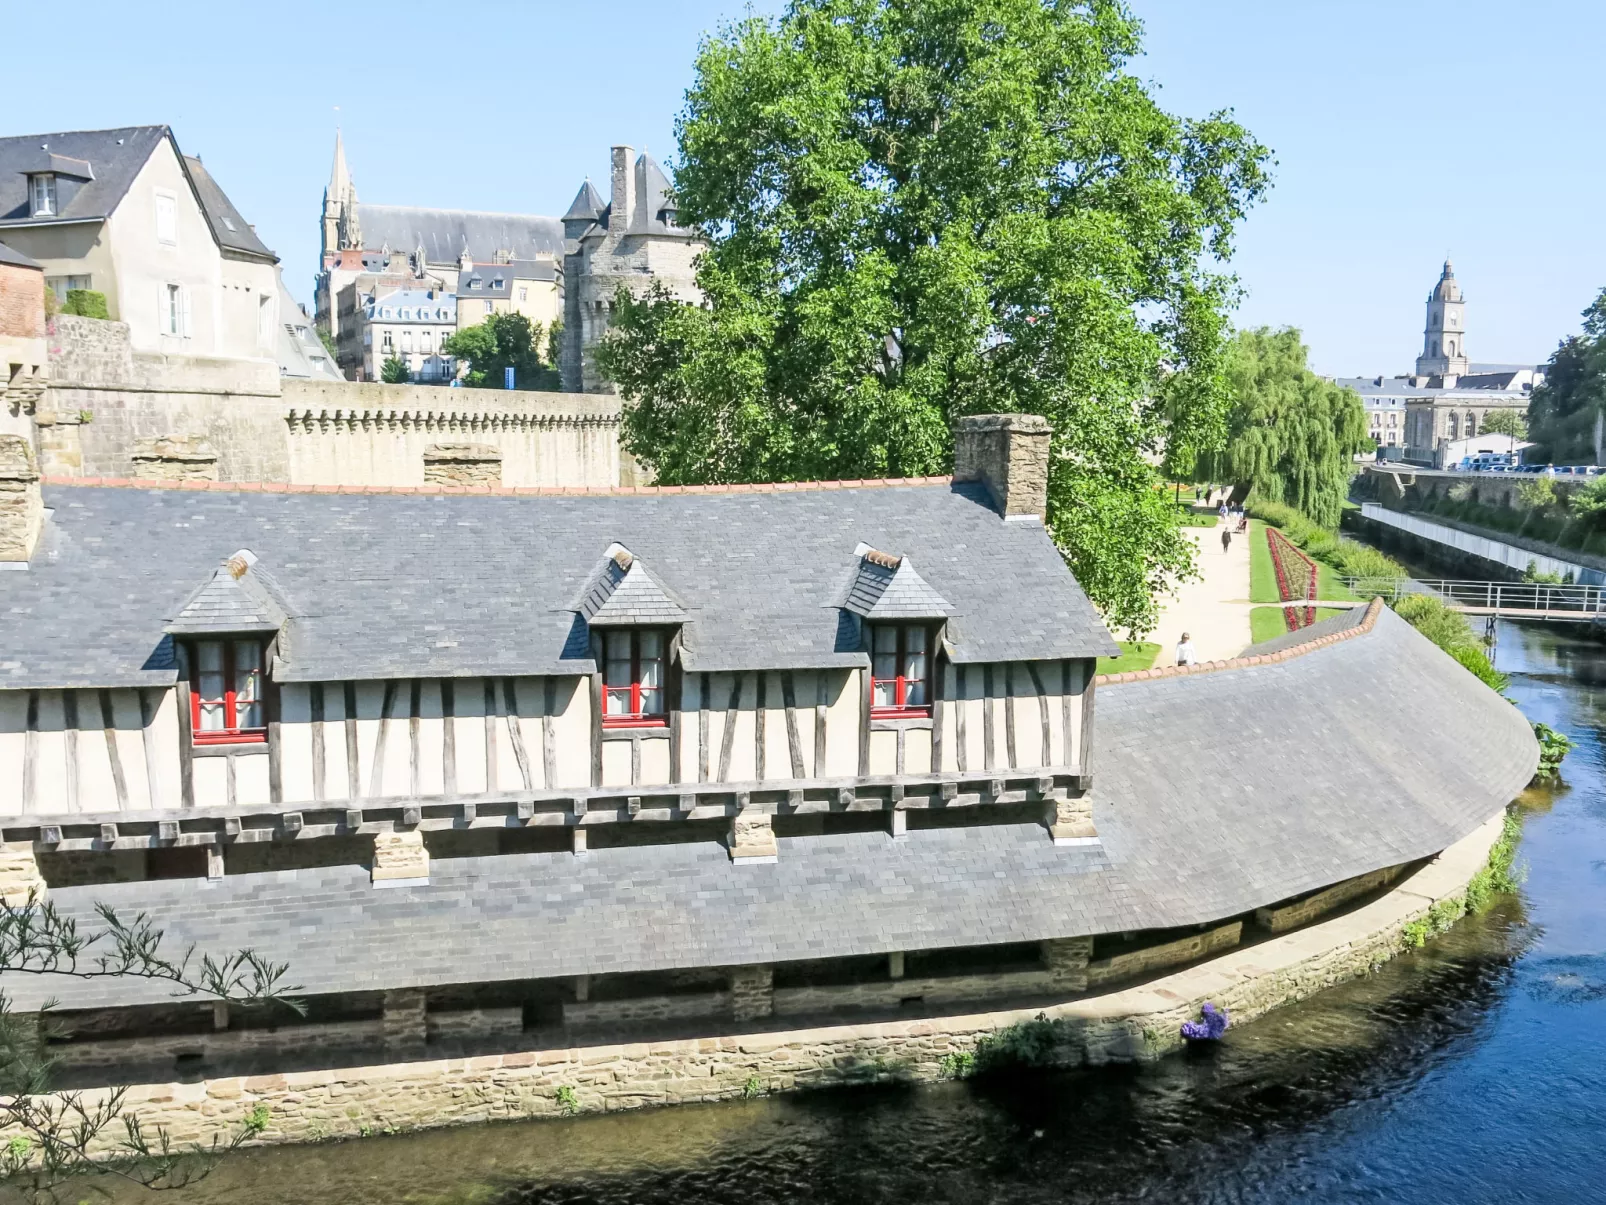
[38, 809, 1510, 1153]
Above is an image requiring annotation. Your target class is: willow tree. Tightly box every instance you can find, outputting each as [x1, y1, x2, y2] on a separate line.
[596, 0, 1271, 635]
[1195, 327, 1368, 528]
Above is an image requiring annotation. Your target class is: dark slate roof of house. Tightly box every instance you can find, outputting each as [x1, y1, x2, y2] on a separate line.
[841, 551, 953, 620]
[3, 608, 1535, 1010]
[356, 205, 564, 266]
[181, 155, 275, 261]
[166, 553, 292, 636]
[0, 480, 1117, 688]
[458, 260, 557, 296]
[0, 126, 168, 227]
[0, 241, 40, 269]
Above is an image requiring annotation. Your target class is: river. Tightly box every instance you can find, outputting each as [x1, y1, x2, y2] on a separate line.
[104, 622, 1606, 1205]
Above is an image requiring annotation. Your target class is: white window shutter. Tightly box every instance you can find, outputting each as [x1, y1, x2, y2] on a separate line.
[159, 283, 168, 333]
[181, 286, 192, 338]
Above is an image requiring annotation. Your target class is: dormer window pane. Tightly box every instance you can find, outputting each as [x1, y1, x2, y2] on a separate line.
[233, 639, 262, 729]
[30, 174, 56, 216]
[601, 629, 667, 724]
[871, 623, 933, 716]
[197, 641, 226, 731]
[189, 638, 267, 743]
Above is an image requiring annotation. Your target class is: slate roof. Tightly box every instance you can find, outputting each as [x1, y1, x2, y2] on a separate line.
[563, 180, 605, 223]
[0, 480, 1117, 688]
[356, 205, 564, 266]
[181, 155, 275, 261]
[0, 126, 168, 226]
[166, 553, 292, 636]
[841, 551, 952, 620]
[2, 608, 1535, 1010]
[0, 241, 39, 269]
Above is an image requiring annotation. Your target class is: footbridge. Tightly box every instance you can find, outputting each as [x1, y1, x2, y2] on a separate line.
[1340, 578, 1606, 623]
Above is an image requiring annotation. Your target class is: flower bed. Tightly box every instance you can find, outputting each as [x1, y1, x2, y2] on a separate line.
[1266, 525, 1319, 631]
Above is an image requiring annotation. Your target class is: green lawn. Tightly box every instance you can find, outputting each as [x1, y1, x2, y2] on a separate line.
[1250, 605, 1348, 646]
[1248, 519, 1359, 602]
[1097, 641, 1161, 675]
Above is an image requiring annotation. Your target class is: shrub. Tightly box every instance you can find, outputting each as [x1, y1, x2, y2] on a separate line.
[1516, 474, 1557, 511]
[937, 1051, 975, 1079]
[973, 1015, 1066, 1072]
[1448, 644, 1510, 693]
[380, 355, 410, 384]
[1463, 809, 1525, 913]
[554, 1085, 579, 1115]
[1532, 722, 1573, 784]
[61, 289, 109, 319]
[1246, 498, 1407, 583]
[1522, 559, 1565, 584]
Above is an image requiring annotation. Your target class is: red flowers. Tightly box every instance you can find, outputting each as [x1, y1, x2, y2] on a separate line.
[1266, 526, 1318, 631]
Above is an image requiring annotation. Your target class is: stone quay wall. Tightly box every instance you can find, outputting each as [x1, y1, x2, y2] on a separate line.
[38, 316, 625, 487]
[31, 810, 1508, 1154]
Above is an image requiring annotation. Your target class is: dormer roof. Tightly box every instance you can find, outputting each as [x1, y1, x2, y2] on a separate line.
[166, 550, 292, 636]
[575, 543, 687, 627]
[841, 546, 952, 620]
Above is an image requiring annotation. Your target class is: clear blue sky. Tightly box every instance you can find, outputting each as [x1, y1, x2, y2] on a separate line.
[5, 0, 1600, 376]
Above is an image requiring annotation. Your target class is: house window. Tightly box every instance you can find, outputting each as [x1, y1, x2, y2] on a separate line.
[871, 624, 931, 716]
[602, 630, 666, 726]
[29, 174, 56, 216]
[401, 330, 413, 353]
[45, 275, 90, 303]
[163, 283, 189, 336]
[155, 190, 178, 246]
[421, 329, 432, 354]
[190, 639, 265, 744]
[518, 286, 528, 302]
[381, 330, 394, 353]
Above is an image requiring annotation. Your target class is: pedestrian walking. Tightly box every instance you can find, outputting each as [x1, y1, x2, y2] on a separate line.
[1221, 527, 1232, 553]
[1176, 632, 1196, 666]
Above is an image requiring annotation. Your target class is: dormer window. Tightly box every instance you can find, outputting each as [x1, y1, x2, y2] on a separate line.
[29, 174, 56, 217]
[190, 639, 266, 744]
[602, 629, 666, 727]
[871, 624, 932, 717]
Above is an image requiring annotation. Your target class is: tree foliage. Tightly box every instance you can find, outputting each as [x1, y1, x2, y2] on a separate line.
[1527, 287, 1606, 464]
[0, 895, 297, 1202]
[1194, 328, 1368, 528]
[1478, 408, 1527, 440]
[441, 313, 558, 390]
[379, 355, 410, 384]
[597, 0, 1271, 634]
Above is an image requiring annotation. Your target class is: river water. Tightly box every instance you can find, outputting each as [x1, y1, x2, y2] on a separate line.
[114, 622, 1606, 1205]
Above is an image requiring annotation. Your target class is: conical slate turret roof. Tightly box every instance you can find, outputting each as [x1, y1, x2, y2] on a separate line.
[563, 179, 605, 223]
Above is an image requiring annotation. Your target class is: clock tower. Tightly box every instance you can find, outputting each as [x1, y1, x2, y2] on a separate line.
[1416, 259, 1469, 377]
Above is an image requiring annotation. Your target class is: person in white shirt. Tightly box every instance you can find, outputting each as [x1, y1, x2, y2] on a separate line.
[1176, 632, 1196, 666]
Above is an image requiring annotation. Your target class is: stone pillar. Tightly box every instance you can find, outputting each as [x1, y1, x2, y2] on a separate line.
[205, 845, 224, 881]
[953, 413, 1051, 518]
[422, 443, 502, 487]
[130, 435, 218, 482]
[1042, 937, 1093, 992]
[572, 827, 588, 856]
[211, 1001, 230, 1031]
[573, 974, 590, 1003]
[371, 830, 429, 886]
[888, 951, 905, 980]
[0, 436, 43, 564]
[730, 807, 778, 863]
[1046, 794, 1098, 846]
[730, 964, 774, 1023]
[0, 842, 45, 905]
[890, 808, 908, 838]
[31, 411, 82, 476]
[382, 988, 427, 1052]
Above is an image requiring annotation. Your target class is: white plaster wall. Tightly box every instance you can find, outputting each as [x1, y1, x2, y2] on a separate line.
[600, 741, 631, 787]
[235, 754, 271, 806]
[0, 692, 27, 815]
[822, 669, 859, 779]
[867, 729, 898, 775]
[638, 735, 672, 786]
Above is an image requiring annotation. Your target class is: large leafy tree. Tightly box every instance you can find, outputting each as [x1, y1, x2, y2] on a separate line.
[1193, 327, 1368, 528]
[596, 0, 1271, 634]
[442, 313, 559, 391]
[1527, 288, 1606, 464]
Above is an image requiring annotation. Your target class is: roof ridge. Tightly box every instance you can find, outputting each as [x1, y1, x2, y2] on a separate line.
[1096, 597, 1384, 686]
[43, 475, 957, 497]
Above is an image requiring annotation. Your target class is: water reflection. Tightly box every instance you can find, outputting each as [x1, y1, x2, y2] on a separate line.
[97, 623, 1606, 1205]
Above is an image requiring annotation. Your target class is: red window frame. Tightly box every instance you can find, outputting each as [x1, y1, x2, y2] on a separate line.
[601, 628, 669, 729]
[188, 638, 267, 745]
[870, 624, 933, 719]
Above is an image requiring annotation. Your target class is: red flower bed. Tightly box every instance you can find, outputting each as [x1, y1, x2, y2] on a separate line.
[1265, 526, 1319, 631]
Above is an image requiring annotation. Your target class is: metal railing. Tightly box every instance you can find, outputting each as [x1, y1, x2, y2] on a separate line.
[1343, 577, 1606, 618]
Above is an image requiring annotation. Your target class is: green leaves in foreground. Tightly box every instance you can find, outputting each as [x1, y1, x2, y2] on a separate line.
[598, 0, 1272, 635]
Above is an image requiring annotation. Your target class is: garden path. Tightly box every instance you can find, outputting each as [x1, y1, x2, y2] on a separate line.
[1149, 513, 1254, 666]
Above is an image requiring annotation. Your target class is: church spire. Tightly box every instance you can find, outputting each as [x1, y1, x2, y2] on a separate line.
[322, 129, 361, 258]
[1416, 257, 1468, 378]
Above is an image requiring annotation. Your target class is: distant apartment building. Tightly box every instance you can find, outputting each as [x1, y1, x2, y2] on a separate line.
[337, 285, 457, 382]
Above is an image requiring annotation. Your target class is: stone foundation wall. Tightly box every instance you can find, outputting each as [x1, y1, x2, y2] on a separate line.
[1085, 921, 1243, 990]
[1255, 864, 1407, 933]
[564, 992, 731, 1028]
[27, 812, 1507, 1154]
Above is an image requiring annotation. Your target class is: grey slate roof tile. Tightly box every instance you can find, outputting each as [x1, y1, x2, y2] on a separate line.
[1, 481, 1116, 688]
[1, 609, 1535, 1010]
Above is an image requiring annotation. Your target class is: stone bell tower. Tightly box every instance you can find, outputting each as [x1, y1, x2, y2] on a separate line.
[1416, 258, 1469, 378]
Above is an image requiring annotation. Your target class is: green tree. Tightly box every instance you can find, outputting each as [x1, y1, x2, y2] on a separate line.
[441, 312, 558, 390]
[380, 355, 410, 384]
[61, 290, 109, 319]
[318, 326, 338, 360]
[0, 897, 297, 1201]
[1193, 328, 1368, 528]
[596, 0, 1271, 635]
[1528, 287, 1606, 464]
[1478, 408, 1527, 440]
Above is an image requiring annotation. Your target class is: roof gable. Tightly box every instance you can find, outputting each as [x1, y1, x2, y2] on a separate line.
[841, 547, 952, 620]
[166, 550, 291, 636]
[0, 126, 167, 226]
[576, 544, 687, 627]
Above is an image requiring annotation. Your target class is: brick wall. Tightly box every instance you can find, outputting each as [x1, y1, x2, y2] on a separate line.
[0, 263, 45, 340]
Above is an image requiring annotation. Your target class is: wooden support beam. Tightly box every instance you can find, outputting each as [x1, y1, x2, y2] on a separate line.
[310, 682, 326, 802]
[345, 681, 362, 801]
[97, 690, 129, 811]
[369, 681, 399, 798]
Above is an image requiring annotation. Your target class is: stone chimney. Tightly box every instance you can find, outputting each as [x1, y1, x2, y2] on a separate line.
[0, 434, 43, 562]
[609, 145, 636, 234]
[953, 413, 1051, 519]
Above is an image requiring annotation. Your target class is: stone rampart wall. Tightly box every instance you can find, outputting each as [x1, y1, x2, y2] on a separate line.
[37, 316, 623, 487]
[27, 812, 1506, 1153]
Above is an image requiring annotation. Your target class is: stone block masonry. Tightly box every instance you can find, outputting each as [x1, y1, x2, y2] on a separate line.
[30, 812, 1508, 1155]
